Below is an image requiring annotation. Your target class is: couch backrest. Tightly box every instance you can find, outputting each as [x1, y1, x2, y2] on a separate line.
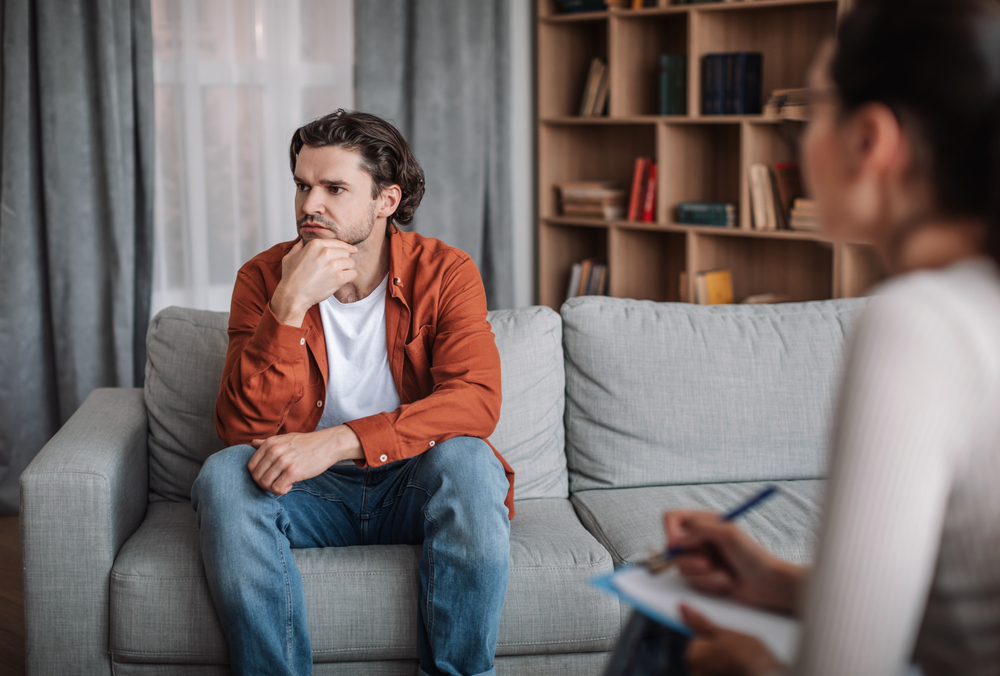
[145, 305, 568, 503]
[561, 296, 866, 492]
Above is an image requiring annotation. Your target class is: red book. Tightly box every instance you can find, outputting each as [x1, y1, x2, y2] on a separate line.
[627, 157, 650, 222]
[641, 162, 658, 222]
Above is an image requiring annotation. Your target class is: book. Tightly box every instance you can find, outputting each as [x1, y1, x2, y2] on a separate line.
[557, 0, 607, 14]
[566, 258, 608, 301]
[702, 52, 762, 115]
[641, 162, 657, 222]
[676, 201, 737, 228]
[748, 163, 783, 231]
[741, 292, 791, 304]
[628, 157, 652, 222]
[558, 182, 626, 221]
[763, 88, 810, 120]
[772, 162, 803, 223]
[565, 263, 583, 301]
[789, 197, 821, 231]
[579, 58, 606, 117]
[695, 269, 734, 305]
[659, 55, 688, 116]
[591, 62, 611, 116]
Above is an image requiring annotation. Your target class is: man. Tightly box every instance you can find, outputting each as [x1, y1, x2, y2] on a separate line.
[191, 109, 515, 676]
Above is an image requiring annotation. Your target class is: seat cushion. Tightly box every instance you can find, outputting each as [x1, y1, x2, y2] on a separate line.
[561, 297, 866, 492]
[110, 498, 618, 664]
[145, 305, 567, 504]
[571, 480, 825, 567]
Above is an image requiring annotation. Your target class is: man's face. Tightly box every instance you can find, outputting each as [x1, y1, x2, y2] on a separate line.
[293, 144, 379, 247]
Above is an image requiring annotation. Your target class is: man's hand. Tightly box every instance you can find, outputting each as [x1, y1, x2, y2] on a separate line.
[270, 238, 358, 327]
[664, 510, 805, 614]
[681, 605, 784, 676]
[248, 425, 364, 496]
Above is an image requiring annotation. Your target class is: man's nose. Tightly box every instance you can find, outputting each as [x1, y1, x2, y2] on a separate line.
[302, 190, 324, 214]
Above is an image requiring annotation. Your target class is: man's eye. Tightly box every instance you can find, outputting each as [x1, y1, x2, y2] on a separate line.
[328, 186, 343, 195]
[296, 184, 309, 192]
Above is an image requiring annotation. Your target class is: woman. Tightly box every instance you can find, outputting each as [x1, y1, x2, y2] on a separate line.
[666, 1, 1000, 674]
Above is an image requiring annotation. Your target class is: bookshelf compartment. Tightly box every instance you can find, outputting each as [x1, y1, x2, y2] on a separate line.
[539, 19, 609, 119]
[539, 123, 657, 218]
[609, 14, 688, 117]
[658, 122, 741, 223]
[610, 227, 687, 302]
[690, 233, 833, 302]
[539, 221, 609, 309]
[834, 243, 885, 298]
[740, 121, 802, 229]
[689, 3, 836, 116]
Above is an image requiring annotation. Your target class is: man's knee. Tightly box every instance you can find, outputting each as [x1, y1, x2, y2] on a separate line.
[191, 444, 257, 511]
[415, 437, 508, 510]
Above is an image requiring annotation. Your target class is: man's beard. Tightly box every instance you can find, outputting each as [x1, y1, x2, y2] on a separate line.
[298, 202, 377, 246]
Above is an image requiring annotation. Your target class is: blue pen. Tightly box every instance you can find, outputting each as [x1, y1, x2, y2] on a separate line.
[643, 485, 779, 572]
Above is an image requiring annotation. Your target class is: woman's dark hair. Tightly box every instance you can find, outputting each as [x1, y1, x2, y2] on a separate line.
[834, 0, 1000, 263]
[289, 109, 425, 227]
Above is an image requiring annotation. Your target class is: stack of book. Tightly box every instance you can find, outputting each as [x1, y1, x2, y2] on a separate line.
[789, 198, 821, 231]
[627, 157, 658, 222]
[579, 58, 610, 117]
[702, 52, 763, 115]
[748, 162, 803, 231]
[763, 88, 810, 120]
[557, 181, 627, 220]
[556, 0, 607, 13]
[660, 55, 688, 116]
[566, 258, 609, 301]
[676, 201, 737, 228]
[694, 269, 733, 305]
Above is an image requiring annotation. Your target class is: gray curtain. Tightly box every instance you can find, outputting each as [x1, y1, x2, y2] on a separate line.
[356, 0, 514, 310]
[0, 0, 154, 514]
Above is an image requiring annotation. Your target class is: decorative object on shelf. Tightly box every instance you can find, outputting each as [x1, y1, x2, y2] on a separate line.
[676, 201, 737, 228]
[566, 258, 609, 302]
[627, 157, 655, 222]
[558, 181, 627, 220]
[695, 269, 734, 305]
[763, 88, 810, 120]
[579, 57, 610, 118]
[789, 198, 821, 231]
[702, 52, 763, 115]
[660, 55, 688, 116]
[556, 0, 607, 13]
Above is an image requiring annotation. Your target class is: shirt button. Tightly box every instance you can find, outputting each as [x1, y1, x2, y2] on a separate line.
[316, 400, 323, 407]
[379, 454, 388, 462]
[300, 337, 305, 345]
[428, 440, 435, 447]
[393, 277, 401, 285]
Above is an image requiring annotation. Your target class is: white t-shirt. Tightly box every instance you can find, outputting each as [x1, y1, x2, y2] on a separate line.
[314, 274, 401, 437]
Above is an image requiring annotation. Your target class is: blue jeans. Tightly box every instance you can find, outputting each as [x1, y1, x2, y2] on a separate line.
[190, 436, 511, 676]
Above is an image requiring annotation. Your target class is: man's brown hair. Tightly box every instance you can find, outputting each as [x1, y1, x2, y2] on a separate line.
[289, 109, 425, 227]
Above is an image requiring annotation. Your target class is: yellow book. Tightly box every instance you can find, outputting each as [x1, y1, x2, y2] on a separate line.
[695, 270, 733, 305]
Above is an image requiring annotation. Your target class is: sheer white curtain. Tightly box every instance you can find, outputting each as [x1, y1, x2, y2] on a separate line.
[150, 0, 354, 315]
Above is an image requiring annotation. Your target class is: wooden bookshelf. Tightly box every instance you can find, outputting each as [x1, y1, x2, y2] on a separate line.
[536, 0, 884, 308]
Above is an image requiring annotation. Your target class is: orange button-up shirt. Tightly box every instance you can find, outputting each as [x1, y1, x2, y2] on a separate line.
[215, 225, 515, 516]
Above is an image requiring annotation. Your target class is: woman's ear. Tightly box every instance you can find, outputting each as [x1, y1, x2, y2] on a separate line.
[845, 101, 904, 179]
[378, 184, 402, 219]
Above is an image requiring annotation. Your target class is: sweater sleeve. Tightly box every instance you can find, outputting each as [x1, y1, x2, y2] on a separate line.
[215, 267, 314, 446]
[790, 288, 985, 675]
[344, 256, 502, 467]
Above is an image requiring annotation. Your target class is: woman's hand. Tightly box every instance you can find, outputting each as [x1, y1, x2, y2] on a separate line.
[663, 510, 805, 614]
[681, 605, 784, 676]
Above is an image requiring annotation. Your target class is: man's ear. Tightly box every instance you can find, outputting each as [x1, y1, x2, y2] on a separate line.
[377, 185, 402, 219]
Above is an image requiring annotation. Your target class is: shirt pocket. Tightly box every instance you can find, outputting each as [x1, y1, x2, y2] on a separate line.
[403, 324, 435, 398]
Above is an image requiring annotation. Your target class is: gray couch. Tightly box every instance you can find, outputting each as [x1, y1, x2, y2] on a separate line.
[20, 296, 865, 675]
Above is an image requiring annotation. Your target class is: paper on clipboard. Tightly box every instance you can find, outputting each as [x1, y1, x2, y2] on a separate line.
[594, 565, 800, 664]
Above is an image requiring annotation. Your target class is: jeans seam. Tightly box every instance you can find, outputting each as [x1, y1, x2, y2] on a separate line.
[422, 500, 438, 642]
[275, 504, 296, 676]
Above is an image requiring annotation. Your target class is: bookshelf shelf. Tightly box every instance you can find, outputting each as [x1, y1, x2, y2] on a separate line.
[537, 0, 879, 308]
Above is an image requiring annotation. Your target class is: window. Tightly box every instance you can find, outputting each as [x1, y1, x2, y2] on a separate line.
[151, 0, 354, 314]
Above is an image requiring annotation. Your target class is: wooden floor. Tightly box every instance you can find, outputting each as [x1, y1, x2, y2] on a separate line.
[0, 516, 25, 676]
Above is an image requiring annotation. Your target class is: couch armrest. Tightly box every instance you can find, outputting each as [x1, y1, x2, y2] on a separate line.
[20, 388, 149, 676]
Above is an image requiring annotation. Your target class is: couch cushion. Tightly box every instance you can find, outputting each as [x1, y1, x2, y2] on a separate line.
[561, 297, 866, 492]
[110, 498, 619, 664]
[145, 305, 567, 503]
[571, 480, 824, 568]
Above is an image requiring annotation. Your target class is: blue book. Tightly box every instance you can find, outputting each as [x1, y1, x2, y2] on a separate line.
[660, 55, 687, 116]
[702, 55, 726, 115]
[677, 201, 737, 227]
[728, 52, 763, 114]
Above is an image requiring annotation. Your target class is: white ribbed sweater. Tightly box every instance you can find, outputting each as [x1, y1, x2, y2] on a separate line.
[791, 258, 1000, 676]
